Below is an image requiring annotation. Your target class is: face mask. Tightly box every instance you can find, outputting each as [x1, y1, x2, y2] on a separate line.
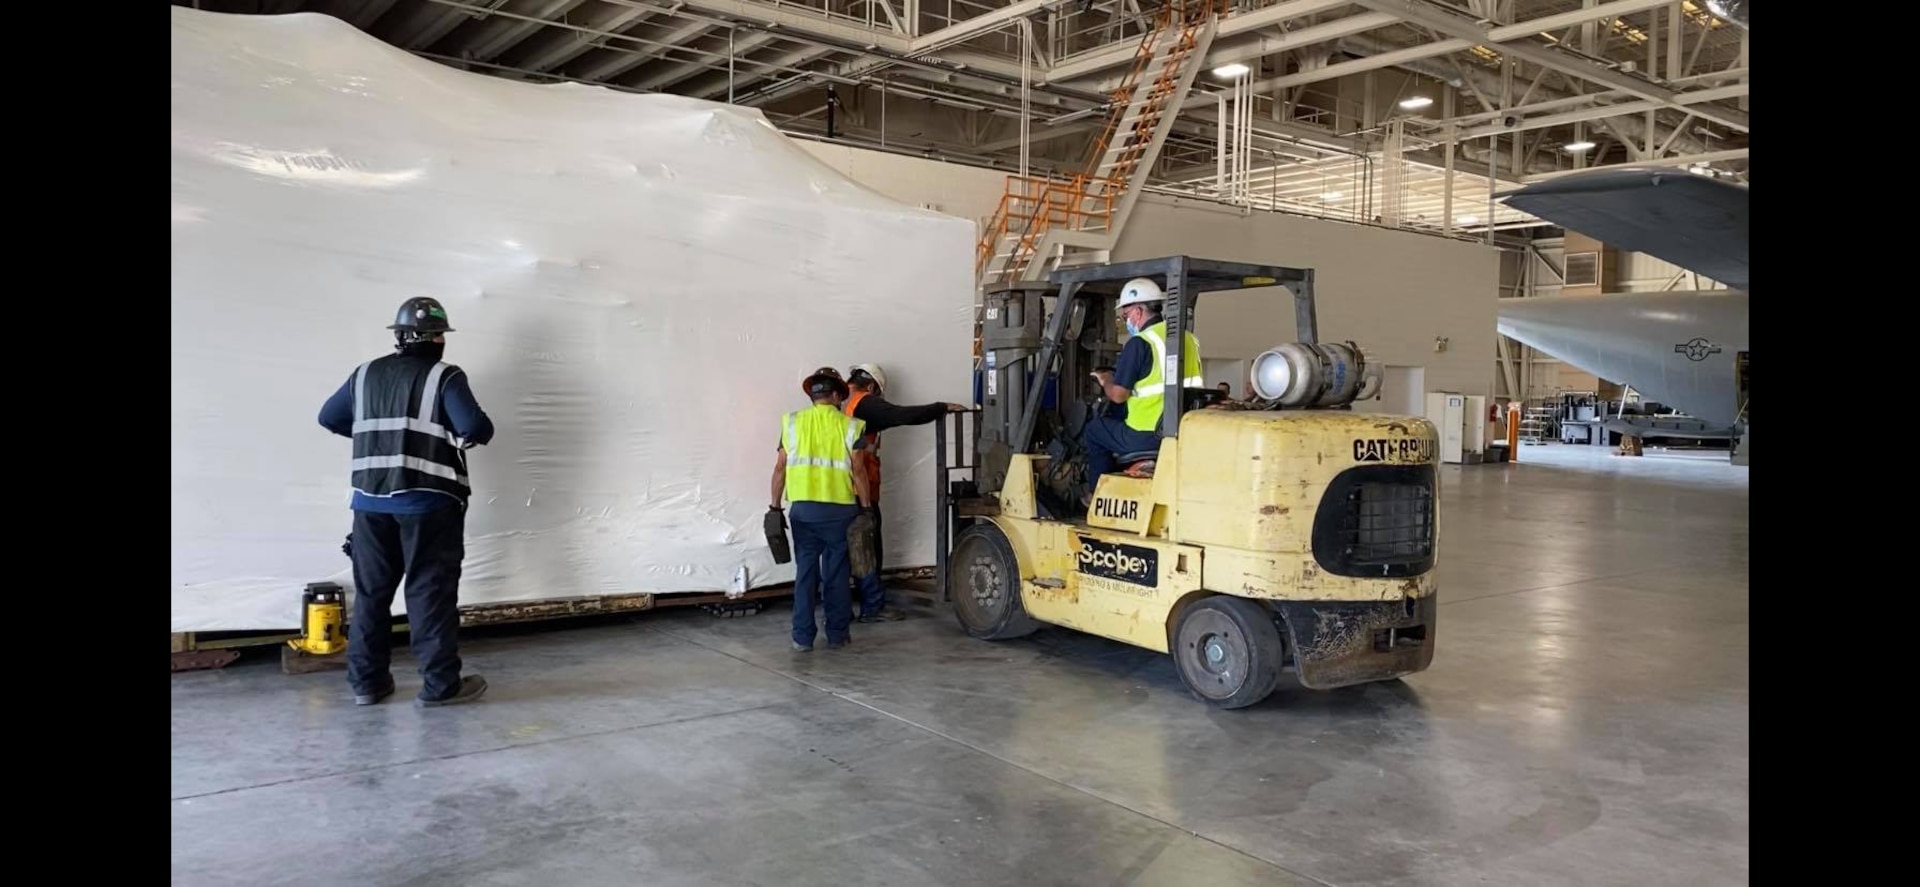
[1124, 315, 1139, 336]
[398, 340, 446, 362]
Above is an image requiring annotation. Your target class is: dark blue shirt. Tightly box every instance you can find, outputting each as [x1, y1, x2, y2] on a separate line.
[1113, 333, 1153, 392]
[319, 369, 495, 514]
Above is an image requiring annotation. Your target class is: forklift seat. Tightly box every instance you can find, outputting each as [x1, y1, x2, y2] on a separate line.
[1119, 451, 1158, 478]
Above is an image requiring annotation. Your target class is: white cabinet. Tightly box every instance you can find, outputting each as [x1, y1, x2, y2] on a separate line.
[1424, 392, 1469, 464]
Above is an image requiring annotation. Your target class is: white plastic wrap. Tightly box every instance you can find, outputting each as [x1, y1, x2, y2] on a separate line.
[170, 8, 973, 632]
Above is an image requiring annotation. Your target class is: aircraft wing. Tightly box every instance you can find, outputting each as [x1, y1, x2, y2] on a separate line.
[1497, 290, 1748, 429]
[1502, 168, 1749, 292]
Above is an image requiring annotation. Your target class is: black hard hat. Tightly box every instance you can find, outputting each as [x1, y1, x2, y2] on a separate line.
[388, 297, 455, 334]
[803, 366, 849, 400]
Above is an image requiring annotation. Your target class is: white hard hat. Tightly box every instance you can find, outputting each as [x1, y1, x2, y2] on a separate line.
[848, 362, 888, 393]
[1115, 277, 1164, 312]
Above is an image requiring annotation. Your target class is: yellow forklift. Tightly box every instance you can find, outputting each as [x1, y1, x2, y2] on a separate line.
[935, 257, 1440, 709]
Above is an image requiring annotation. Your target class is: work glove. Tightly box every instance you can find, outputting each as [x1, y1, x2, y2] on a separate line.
[763, 507, 792, 565]
[848, 509, 879, 578]
[340, 533, 353, 560]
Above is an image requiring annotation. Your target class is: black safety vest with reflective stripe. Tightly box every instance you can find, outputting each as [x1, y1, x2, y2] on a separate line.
[349, 355, 471, 502]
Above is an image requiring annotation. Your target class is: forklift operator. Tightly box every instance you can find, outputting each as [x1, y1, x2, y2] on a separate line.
[1081, 278, 1203, 480]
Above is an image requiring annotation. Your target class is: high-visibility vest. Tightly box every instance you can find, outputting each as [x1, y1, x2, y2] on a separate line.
[782, 404, 865, 505]
[1125, 319, 1204, 434]
[349, 355, 471, 502]
[843, 390, 882, 501]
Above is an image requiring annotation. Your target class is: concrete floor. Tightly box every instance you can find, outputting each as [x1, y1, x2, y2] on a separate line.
[171, 444, 1748, 886]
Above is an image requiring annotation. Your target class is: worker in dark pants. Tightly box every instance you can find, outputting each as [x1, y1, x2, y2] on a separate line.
[841, 363, 967, 622]
[1082, 277, 1203, 481]
[770, 368, 873, 651]
[318, 297, 493, 707]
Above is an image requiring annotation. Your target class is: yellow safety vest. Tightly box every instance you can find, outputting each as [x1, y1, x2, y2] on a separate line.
[1125, 319, 1204, 433]
[782, 404, 866, 505]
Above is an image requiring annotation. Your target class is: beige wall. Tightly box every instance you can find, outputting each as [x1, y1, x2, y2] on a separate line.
[797, 141, 1500, 398]
[1117, 196, 1498, 397]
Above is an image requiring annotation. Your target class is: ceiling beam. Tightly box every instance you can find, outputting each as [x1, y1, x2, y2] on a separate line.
[1045, 0, 1353, 83]
[1074, 12, 1402, 94]
[1481, 0, 1674, 41]
[1456, 82, 1748, 139]
[576, 21, 714, 81]
[325, 0, 400, 30]
[1249, 38, 1474, 92]
[612, 0, 910, 52]
[513, 3, 657, 72]
[1238, 0, 1723, 99]
[631, 30, 779, 92]
[462, 0, 590, 62]
[1354, 0, 1748, 132]
[909, 0, 1067, 54]
[688, 44, 838, 100]
[385, 2, 469, 50]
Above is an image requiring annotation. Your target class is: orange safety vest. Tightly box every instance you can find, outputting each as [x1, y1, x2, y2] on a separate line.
[843, 390, 882, 501]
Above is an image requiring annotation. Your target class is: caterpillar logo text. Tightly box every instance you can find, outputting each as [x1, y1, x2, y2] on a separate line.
[1353, 438, 1435, 464]
[1092, 496, 1141, 522]
[1075, 536, 1159, 587]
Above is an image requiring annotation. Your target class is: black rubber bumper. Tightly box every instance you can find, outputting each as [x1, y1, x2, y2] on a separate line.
[1273, 594, 1437, 690]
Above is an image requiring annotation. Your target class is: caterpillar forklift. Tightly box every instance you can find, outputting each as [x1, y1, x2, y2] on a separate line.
[935, 257, 1440, 709]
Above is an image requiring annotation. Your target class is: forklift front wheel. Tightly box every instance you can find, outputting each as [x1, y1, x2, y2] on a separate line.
[1171, 596, 1285, 709]
[948, 523, 1040, 641]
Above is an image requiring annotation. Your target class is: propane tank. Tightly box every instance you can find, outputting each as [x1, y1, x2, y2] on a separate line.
[1248, 342, 1383, 408]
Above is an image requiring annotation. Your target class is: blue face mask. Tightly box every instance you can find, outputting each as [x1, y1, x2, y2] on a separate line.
[1124, 318, 1139, 336]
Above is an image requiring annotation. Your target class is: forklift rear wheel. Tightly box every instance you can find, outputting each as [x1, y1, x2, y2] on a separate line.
[1171, 596, 1284, 709]
[949, 523, 1039, 641]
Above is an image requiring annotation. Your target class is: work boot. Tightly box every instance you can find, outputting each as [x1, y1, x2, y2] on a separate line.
[416, 674, 488, 708]
[791, 641, 814, 652]
[857, 610, 906, 624]
[826, 637, 852, 650]
[353, 675, 395, 706]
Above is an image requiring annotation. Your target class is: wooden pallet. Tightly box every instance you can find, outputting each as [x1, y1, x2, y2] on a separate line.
[170, 566, 944, 668]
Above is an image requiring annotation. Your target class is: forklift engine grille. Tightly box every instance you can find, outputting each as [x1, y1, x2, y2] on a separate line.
[1311, 465, 1437, 578]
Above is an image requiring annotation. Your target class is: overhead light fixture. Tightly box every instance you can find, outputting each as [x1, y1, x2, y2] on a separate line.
[1456, 214, 1479, 225]
[1689, 164, 1714, 176]
[1212, 63, 1251, 79]
[1563, 140, 1597, 153]
[1320, 191, 1344, 201]
[1398, 96, 1433, 110]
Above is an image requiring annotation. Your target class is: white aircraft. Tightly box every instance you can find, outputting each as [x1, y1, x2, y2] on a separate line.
[1494, 168, 1749, 446]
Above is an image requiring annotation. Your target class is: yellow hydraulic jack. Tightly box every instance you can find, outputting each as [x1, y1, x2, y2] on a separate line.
[282, 582, 349, 675]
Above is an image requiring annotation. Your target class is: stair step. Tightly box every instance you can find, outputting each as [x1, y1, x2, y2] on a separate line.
[975, 7, 1218, 290]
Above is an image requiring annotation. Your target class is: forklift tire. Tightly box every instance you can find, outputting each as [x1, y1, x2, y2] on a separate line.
[1170, 596, 1284, 710]
[948, 523, 1039, 641]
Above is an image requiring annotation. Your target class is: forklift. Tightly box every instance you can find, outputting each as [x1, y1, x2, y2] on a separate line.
[934, 257, 1441, 709]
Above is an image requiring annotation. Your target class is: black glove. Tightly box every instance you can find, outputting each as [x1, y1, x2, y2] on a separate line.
[340, 533, 353, 559]
[848, 510, 879, 578]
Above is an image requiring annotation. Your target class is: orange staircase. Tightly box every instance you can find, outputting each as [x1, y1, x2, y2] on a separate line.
[975, 0, 1224, 289]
